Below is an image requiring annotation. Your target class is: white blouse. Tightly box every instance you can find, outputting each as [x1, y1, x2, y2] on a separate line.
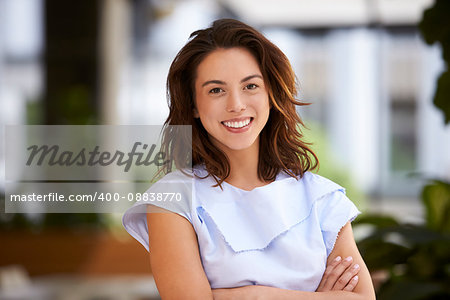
[122, 165, 361, 291]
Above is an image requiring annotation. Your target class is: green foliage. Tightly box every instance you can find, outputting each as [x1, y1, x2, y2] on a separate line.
[422, 180, 450, 233]
[418, 0, 450, 124]
[56, 85, 98, 125]
[26, 99, 44, 125]
[302, 121, 366, 209]
[353, 180, 450, 299]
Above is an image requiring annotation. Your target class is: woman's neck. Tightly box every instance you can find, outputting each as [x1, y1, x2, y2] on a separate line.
[221, 138, 269, 191]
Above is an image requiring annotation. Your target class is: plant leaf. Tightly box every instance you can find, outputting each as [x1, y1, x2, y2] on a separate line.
[422, 180, 450, 233]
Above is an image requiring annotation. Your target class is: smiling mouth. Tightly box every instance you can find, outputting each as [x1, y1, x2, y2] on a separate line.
[222, 117, 253, 129]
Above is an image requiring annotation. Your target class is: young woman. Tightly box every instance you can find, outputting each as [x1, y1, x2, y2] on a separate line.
[123, 19, 376, 299]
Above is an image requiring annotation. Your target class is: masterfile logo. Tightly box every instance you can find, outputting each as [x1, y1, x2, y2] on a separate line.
[26, 142, 169, 172]
[3, 125, 193, 213]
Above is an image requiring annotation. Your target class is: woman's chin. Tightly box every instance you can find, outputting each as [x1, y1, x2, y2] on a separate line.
[213, 138, 259, 153]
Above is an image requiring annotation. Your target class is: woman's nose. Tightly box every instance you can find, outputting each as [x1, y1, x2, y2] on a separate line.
[226, 92, 246, 112]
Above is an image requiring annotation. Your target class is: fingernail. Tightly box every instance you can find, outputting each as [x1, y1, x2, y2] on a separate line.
[345, 256, 353, 262]
[353, 264, 360, 269]
[335, 256, 342, 262]
[353, 275, 359, 281]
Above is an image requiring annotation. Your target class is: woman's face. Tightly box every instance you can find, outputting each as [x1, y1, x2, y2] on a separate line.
[193, 47, 270, 154]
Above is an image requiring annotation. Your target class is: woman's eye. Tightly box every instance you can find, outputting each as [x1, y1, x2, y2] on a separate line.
[209, 87, 223, 94]
[245, 83, 258, 90]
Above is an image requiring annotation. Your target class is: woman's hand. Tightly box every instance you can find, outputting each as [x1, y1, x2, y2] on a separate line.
[316, 255, 360, 292]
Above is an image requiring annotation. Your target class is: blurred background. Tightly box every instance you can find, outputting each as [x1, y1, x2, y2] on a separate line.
[0, 0, 449, 299]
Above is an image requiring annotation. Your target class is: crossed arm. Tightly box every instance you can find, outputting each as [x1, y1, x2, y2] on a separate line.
[212, 222, 375, 300]
[146, 207, 376, 300]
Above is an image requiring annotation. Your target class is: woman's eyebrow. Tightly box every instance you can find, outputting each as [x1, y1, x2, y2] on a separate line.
[240, 74, 263, 83]
[202, 80, 225, 87]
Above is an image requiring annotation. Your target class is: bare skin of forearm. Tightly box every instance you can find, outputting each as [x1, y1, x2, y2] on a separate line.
[256, 285, 372, 300]
[212, 286, 257, 300]
[212, 285, 373, 300]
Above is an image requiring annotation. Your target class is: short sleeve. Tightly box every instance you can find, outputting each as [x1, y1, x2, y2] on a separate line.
[316, 190, 361, 257]
[121, 170, 194, 252]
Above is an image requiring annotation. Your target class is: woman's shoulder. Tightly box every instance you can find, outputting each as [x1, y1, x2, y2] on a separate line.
[279, 170, 345, 201]
[122, 169, 196, 252]
[299, 171, 342, 186]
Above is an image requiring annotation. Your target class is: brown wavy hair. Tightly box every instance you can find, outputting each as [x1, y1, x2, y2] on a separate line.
[163, 18, 318, 185]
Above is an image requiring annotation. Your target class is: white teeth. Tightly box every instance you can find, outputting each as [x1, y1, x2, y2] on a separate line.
[223, 118, 251, 128]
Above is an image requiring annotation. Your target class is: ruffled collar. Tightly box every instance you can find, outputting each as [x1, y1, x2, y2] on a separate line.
[194, 167, 344, 252]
